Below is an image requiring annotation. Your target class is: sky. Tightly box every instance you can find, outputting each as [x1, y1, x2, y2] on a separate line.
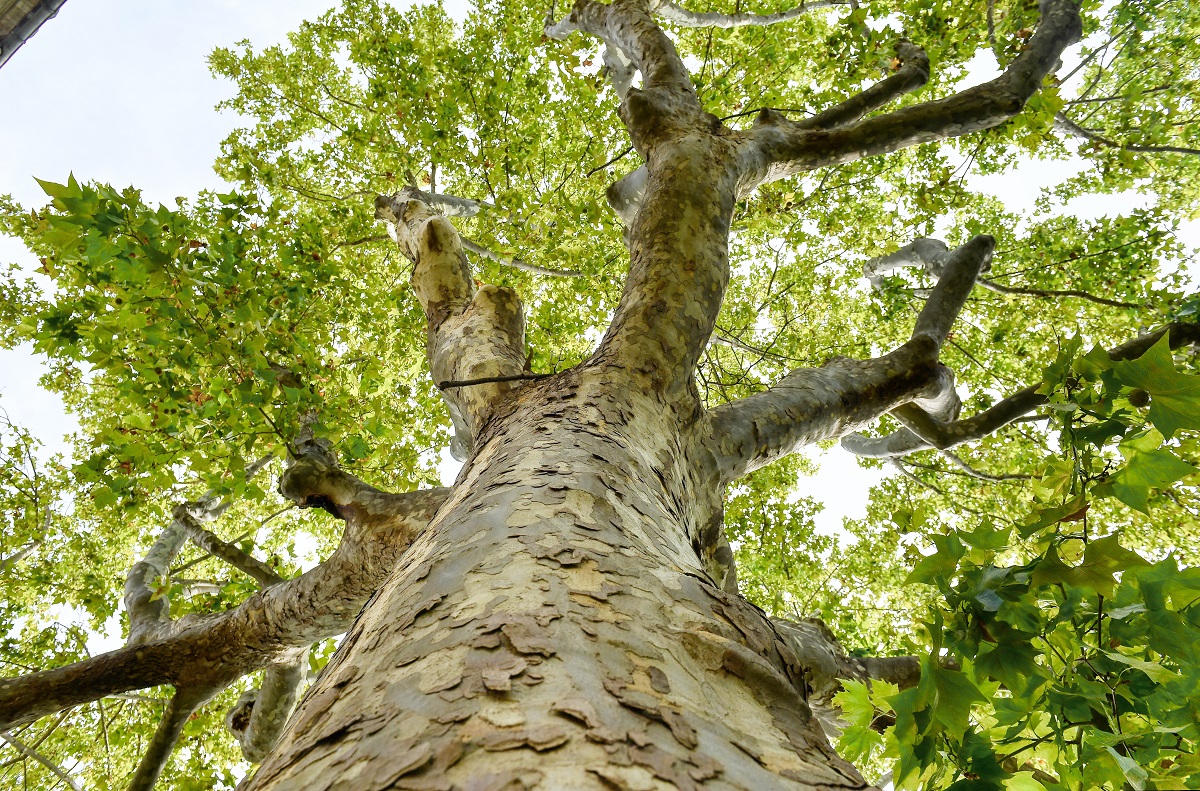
[0, 0, 1195, 539]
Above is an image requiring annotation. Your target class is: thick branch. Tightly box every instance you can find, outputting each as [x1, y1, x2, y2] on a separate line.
[704, 237, 990, 481]
[703, 341, 947, 480]
[126, 687, 210, 791]
[180, 513, 282, 588]
[842, 322, 1200, 459]
[605, 42, 927, 224]
[0, 541, 36, 571]
[864, 236, 1139, 310]
[124, 456, 273, 645]
[773, 618, 920, 706]
[0, 472, 448, 731]
[376, 193, 526, 460]
[794, 41, 930, 131]
[549, 0, 695, 100]
[227, 651, 307, 763]
[738, 0, 1082, 190]
[124, 497, 228, 645]
[652, 0, 848, 28]
[862, 237, 949, 286]
[394, 184, 483, 217]
[912, 235, 993, 349]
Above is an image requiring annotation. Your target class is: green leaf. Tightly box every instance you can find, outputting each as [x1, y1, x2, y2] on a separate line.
[1003, 772, 1047, 791]
[1112, 334, 1200, 438]
[932, 666, 986, 739]
[959, 519, 1011, 551]
[1106, 747, 1148, 791]
[1101, 650, 1180, 683]
[1098, 448, 1197, 513]
[905, 534, 966, 585]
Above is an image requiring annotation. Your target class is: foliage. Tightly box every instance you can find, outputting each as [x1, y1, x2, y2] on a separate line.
[0, 0, 1197, 787]
[836, 335, 1200, 788]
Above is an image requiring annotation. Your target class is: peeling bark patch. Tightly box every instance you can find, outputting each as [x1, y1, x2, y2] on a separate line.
[475, 724, 571, 752]
[246, 382, 869, 789]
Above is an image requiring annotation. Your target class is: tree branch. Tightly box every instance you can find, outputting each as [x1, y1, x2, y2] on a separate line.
[652, 0, 849, 28]
[912, 235, 994, 350]
[226, 651, 307, 763]
[126, 687, 210, 791]
[180, 513, 283, 588]
[976, 277, 1141, 309]
[737, 0, 1083, 191]
[703, 236, 992, 481]
[1055, 111, 1200, 157]
[124, 456, 274, 645]
[460, 237, 583, 278]
[124, 497, 229, 645]
[393, 184, 483, 217]
[376, 192, 527, 460]
[546, 0, 703, 153]
[604, 41, 927, 224]
[842, 321, 1200, 459]
[0, 461, 448, 731]
[793, 41, 930, 132]
[0, 731, 82, 791]
[774, 618, 921, 705]
[863, 236, 1140, 310]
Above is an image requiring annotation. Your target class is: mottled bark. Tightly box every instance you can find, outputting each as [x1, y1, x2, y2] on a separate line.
[227, 651, 309, 763]
[244, 374, 866, 790]
[376, 193, 527, 461]
[0, 1, 1109, 787]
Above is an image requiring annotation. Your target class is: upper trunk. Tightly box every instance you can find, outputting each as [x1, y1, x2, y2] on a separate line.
[243, 369, 867, 790]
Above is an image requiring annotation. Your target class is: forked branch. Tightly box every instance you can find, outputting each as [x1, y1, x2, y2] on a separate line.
[703, 236, 993, 482]
[842, 322, 1200, 459]
[738, 0, 1083, 190]
[376, 192, 527, 460]
[0, 450, 447, 733]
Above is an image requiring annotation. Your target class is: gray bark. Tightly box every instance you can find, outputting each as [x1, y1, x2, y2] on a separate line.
[652, 0, 849, 29]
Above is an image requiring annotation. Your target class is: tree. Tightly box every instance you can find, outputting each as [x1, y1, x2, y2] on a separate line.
[1, 0, 1199, 788]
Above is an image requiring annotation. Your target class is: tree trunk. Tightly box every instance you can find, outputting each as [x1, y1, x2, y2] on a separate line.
[245, 371, 867, 790]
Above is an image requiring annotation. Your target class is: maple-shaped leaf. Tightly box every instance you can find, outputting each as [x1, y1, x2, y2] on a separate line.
[1112, 334, 1200, 439]
[1095, 448, 1198, 513]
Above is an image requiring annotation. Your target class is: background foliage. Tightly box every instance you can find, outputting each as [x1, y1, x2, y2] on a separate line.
[0, 0, 1197, 787]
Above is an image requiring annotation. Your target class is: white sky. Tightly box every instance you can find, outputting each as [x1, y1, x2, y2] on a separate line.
[0, 0, 1195, 539]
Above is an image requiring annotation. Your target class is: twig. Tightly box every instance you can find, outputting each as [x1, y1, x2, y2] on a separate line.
[460, 238, 583, 277]
[436, 373, 553, 390]
[0, 732, 82, 791]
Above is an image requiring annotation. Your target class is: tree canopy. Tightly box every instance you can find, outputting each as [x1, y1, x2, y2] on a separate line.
[1, 0, 1199, 788]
